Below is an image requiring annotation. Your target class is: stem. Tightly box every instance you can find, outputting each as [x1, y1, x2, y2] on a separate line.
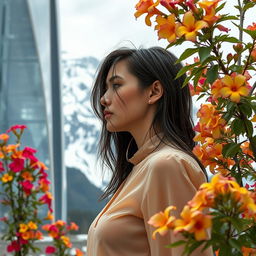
[249, 81, 256, 96]
[238, 0, 245, 66]
[243, 38, 256, 74]
[212, 45, 229, 74]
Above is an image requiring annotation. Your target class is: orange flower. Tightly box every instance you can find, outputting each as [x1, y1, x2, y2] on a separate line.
[198, 0, 220, 25]
[241, 142, 254, 158]
[247, 22, 256, 31]
[188, 189, 215, 211]
[44, 211, 54, 221]
[135, 0, 162, 26]
[155, 14, 179, 43]
[252, 115, 256, 122]
[68, 222, 79, 231]
[211, 79, 223, 100]
[0, 133, 9, 142]
[55, 220, 66, 227]
[194, 104, 226, 142]
[176, 11, 208, 41]
[220, 74, 249, 103]
[242, 246, 256, 256]
[21, 231, 32, 240]
[174, 206, 212, 240]
[21, 171, 34, 181]
[75, 248, 84, 256]
[148, 206, 176, 239]
[2, 173, 13, 183]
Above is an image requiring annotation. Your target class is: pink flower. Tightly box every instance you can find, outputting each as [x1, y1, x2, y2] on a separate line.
[45, 246, 56, 254]
[7, 125, 27, 133]
[7, 241, 21, 252]
[9, 158, 24, 172]
[20, 180, 33, 195]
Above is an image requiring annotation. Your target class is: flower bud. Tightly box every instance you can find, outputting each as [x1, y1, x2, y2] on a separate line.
[227, 53, 233, 63]
[233, 43, 243, 53]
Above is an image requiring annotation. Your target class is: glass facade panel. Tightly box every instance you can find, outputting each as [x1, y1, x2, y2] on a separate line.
[0, 0, 65, 224]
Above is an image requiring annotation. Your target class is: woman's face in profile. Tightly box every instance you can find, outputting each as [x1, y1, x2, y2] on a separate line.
[100, 60, 151, 133]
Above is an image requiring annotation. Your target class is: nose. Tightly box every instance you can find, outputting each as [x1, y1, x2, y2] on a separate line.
[100, 94, 110, 107]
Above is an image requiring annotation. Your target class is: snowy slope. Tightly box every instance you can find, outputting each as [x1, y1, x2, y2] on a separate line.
[62, 55, 110, 189]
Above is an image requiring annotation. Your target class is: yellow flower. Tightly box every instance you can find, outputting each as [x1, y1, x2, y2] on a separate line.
[61, 235, 72, 248]
[148, 206, 176, 239]
[19, 223, 28, 233]
[28, 221, 37, 230]
[155, 14, 179, 43]
[252, 115, 256, 122]
[2, 173, 13, 183]
[174, 206, 212, 241]
[220, 74, 249, 103]
[176, 11, 208, 41]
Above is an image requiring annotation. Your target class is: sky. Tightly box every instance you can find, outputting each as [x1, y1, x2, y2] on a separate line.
[59, 0, 172, 60]
[59, 1, 255, 61]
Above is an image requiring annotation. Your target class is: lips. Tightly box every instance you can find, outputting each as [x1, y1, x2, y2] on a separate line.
[104, 110, 113, 117]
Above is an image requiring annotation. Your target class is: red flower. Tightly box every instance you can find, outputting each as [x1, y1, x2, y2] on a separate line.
[45, 245, 56, 254]
[20, 180, 33, 195]
[22, 147, 37, 159]
[0, 161, 4, 172]
[7, 125, 27, 133]
[40, 192, 53, 212]
[9, 158, 24, 173]
[7, 241, 21, 252]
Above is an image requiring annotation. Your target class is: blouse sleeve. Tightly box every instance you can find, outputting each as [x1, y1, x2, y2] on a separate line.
[141, 153, 213, 256]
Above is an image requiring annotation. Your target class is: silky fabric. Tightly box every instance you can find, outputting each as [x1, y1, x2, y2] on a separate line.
[87, 134, 213, 256]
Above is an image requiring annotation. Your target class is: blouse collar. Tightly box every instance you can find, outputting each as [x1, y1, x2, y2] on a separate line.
[128, 133, 166, 165]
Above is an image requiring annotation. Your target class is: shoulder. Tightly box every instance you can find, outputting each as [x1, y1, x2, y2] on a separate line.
[146, 145, 206, 187]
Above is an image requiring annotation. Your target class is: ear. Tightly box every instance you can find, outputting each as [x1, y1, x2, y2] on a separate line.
[148, 80, 163, 104]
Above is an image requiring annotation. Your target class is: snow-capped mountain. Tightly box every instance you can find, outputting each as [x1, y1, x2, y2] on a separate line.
[62, 55, 110, 189]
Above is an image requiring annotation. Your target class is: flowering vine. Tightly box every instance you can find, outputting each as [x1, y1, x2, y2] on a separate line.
[135, 0, 256, 254]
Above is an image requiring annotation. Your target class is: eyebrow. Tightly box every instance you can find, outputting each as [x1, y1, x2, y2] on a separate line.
[108, 75, 123, 83]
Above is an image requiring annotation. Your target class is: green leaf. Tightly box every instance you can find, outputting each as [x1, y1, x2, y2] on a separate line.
[219, 245, 233, 256]
[239, 103, 253, 117]
[216, 2, 226, 13]
[166, 240, 186, 248]
[229, 64, 243, 73]
[232, 22, 256, 39]
[177, 48, 199, 63]
[244, 2, 255, 11]
[228, 239, 241, 251]
[231, 119, 245, 136]
[244, 119, 253, 138]
[222, 143, 241, 157]
[199, 47, 212, 62]
[175, 63, 198, 79]
[206, 65, 219, 84]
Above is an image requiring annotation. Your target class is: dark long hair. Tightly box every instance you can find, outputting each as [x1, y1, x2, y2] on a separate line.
[91, 47, 207, 199]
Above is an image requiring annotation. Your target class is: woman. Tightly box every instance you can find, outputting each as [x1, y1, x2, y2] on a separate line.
[88, 47, 213, 256]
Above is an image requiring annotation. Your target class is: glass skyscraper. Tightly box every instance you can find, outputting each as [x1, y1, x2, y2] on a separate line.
[0, 0, 66, 221]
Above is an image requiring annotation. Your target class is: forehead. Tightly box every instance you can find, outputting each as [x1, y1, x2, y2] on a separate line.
[106, 60, 130, 81]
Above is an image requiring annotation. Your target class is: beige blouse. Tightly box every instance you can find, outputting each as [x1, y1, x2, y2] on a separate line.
[87, 134, 213, 256]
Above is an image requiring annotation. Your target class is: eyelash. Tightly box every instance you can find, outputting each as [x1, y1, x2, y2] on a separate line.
[112, 83, 121, 89]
